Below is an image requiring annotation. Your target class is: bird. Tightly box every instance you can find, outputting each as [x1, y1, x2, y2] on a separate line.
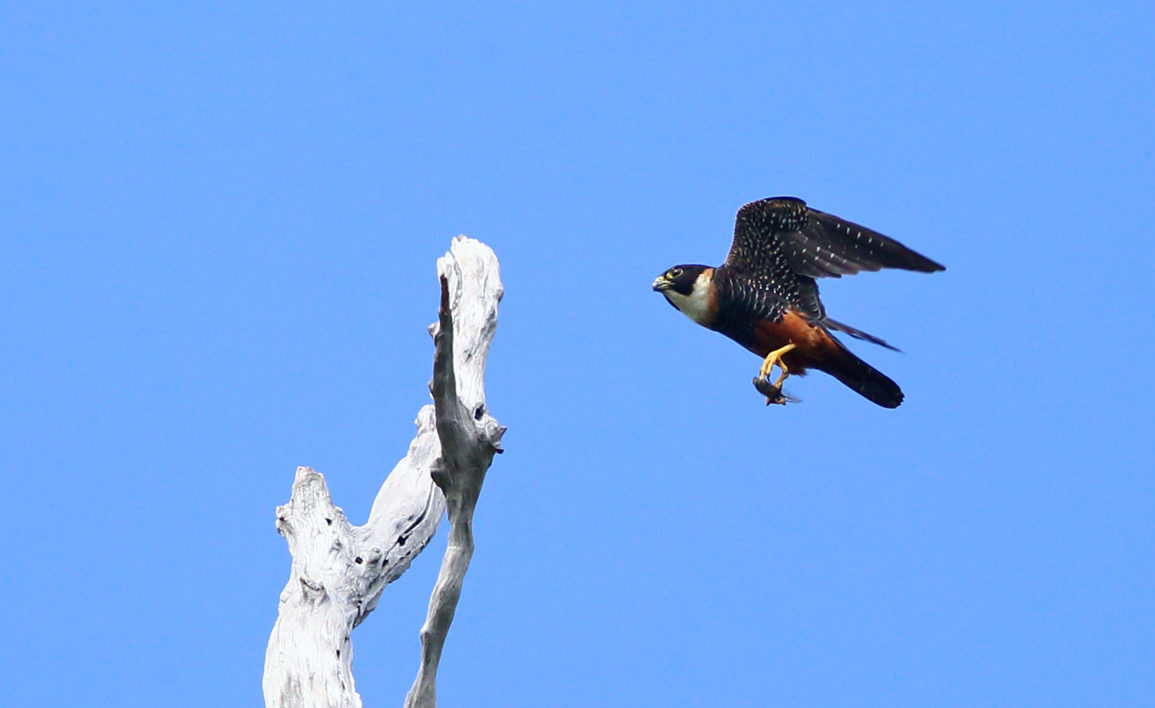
[652, 197, 944, 408]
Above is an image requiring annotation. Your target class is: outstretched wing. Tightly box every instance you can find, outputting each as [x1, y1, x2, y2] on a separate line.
[725, 197, 945, 280]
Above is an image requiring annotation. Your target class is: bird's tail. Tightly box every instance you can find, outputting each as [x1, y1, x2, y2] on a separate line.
[824, 318, 900, 351]
[821, 343, 904, 408]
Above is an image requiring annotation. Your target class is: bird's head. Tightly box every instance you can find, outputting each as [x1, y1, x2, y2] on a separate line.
[652, 264, 716, 326]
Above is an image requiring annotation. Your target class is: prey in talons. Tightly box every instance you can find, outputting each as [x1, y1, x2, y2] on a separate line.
[752, 376, 788, 406]
[753, 342, 797, 406]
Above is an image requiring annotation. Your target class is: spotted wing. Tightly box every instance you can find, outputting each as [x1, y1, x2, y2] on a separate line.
[725, 197, 945, 280]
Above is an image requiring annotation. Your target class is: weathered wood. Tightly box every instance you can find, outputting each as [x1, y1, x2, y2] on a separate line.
[264, 237, 503, 708]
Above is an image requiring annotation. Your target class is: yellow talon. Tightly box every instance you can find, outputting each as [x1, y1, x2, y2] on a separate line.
[758, 343, 797, 387]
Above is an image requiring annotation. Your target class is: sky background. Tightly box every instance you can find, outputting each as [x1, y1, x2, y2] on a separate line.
[3, 2, 1153, 706]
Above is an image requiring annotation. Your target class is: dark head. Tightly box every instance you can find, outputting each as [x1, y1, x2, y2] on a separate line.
[651, 264, 709, 296]
[652, 264, 716, 326]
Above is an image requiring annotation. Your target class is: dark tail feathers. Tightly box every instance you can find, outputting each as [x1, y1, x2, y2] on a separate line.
[823, 345, 904, 408]
[825, 318, 900, 352]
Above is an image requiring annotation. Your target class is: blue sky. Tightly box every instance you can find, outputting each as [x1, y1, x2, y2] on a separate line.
[3, 2, 1153, 706]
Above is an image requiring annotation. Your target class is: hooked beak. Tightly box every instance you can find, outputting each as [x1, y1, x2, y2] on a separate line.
[652, 275, 672, 292]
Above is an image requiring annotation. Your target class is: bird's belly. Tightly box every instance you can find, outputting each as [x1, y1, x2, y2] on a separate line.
[746, 310, 841, 373]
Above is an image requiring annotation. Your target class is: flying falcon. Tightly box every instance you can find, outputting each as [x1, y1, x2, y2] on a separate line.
[652, 197, 944, 408]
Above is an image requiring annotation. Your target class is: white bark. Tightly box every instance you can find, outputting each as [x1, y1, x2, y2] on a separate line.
[404, 246, 505, 708]
[264, 236, 504, 708]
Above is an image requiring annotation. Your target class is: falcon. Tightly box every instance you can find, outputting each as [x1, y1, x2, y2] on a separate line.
[652, 197, 944, 408]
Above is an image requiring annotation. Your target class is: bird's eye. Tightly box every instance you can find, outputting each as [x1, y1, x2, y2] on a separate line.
[669, 268, 683, 279]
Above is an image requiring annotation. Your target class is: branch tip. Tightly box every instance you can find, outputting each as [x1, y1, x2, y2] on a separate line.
[438, 274, 450, 317]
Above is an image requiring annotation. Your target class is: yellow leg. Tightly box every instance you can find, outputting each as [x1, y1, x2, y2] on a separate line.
[758, 343, 797, 386]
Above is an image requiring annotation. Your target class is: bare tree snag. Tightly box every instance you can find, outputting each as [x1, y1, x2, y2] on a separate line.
[404, 258, 505, 707]
[264, 236, 504, 708]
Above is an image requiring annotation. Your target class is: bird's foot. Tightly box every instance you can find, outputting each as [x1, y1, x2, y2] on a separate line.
[754, 343, 797, 406]
[757, 343, 796, 383]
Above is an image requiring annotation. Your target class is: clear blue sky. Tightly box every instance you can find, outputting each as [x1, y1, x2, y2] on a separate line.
[3, 2, 1153, 706]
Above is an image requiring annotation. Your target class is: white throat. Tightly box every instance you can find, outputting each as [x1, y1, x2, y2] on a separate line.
[663, 270, 715, 326]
